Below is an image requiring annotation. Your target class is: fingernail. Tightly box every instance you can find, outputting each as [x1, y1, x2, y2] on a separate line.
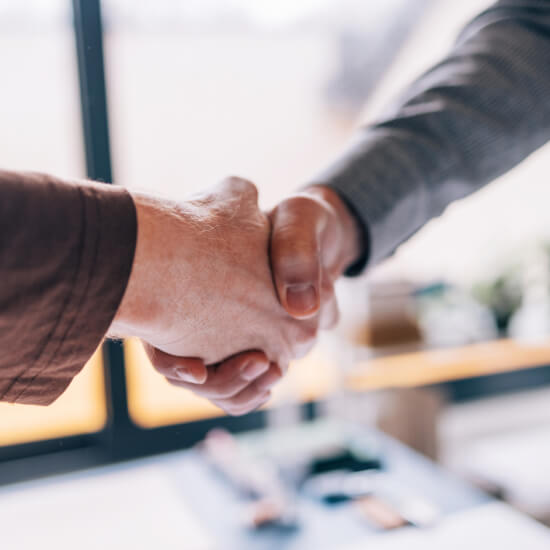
[241, 360, 269, 381]
[176, 366, 205, 384]
[285, 284, 318, 315]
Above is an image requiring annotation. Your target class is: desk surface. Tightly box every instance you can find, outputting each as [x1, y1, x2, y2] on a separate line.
[181, 425, 488, 550]
[0, 423, 488, 550]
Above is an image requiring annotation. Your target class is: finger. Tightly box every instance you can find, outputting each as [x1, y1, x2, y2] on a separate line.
[255, 362, 284, 391]
[167, 351, 270, 399]
[145, 344, 207, 384]
[318, 294, 340, 330]
[213, 363, 282, 416]
[318, 275, 340, 330]
[270, 196, 326, 319]
[212, 363, 281, 415]
[214, 389, 272, 417]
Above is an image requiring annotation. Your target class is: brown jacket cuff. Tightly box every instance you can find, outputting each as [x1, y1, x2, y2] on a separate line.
[0, 173, 136, 405]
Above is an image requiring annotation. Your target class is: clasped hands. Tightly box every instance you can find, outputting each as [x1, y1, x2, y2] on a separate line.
[111, 177, 361, 415]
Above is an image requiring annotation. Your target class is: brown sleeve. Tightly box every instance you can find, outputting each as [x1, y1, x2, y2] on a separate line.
[0, 171, 137, 405]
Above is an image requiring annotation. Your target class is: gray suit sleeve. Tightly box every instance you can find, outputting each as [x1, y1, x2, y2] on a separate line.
[317, 0, 550, 271]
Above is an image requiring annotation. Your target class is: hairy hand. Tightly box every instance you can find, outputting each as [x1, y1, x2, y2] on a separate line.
[163, 185, 363, 415]
[111, 177, 321, 411]
[269, 185, 362, 320]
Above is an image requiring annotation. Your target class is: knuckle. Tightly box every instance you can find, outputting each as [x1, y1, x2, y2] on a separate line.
[271, 236, 320, 283]
[272, 195, 325, 231]
[222, 176, 258, 200]
[281, 194, 319, 214]
[275, 236, 318, 265]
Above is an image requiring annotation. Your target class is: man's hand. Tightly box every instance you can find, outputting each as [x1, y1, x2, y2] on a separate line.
[144, 347, 281, 416]
[110, 177, 320, 412]
[269, 185, 362, 319]
[167, 185, 363, 415]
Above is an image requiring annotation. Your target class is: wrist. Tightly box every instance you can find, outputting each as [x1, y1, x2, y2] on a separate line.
[304, 185, 363, 273]
[110, 193, 167, 339]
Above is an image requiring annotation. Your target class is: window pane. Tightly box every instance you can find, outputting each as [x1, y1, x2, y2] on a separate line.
[0, 351, 107, 447]
[103, 0, 414, 202]
[0, 0, 107, 445]
[0, 1, 84, 176]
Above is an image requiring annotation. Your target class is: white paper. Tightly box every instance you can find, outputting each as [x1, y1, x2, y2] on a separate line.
[0, 463, 215, 550]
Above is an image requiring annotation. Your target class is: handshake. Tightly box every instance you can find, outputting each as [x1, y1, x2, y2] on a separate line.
[110, 177, 362, 415]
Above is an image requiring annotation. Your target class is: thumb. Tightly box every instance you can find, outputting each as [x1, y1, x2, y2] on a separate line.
[269, 196, 324, 319]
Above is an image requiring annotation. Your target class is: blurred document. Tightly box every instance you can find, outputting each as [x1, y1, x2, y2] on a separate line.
[0, 463, 215, 550]
[347, 502, 550, 549]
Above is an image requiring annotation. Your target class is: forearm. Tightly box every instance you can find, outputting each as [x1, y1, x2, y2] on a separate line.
[0, 170, 136, 405]
[110, 193, 166, 340]
[316, 0, 550, 268]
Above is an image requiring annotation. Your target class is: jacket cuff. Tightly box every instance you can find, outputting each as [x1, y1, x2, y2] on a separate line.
[2, 181, 136, 405]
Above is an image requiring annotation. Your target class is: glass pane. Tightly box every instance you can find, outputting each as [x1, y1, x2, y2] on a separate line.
[103, 0, 417, 202]
[0, 0, 84, 175]
[0, 0, 107, 445]
[0, 351, 107, 446]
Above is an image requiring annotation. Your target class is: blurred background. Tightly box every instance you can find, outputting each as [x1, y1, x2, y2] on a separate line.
[3, 0, 550, 547]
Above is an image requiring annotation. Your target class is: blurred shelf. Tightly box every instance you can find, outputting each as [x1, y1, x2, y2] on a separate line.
[347, 338, 550, 391]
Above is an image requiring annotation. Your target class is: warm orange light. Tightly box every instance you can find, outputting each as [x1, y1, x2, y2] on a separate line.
[124, 339, 338, 429]
[0, 348, 107, 447]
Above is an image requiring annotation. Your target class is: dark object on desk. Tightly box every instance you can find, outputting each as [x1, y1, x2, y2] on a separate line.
[184, 422, 489, 549]
[307, 444, 382, 476]
[303, 470, 380, 504]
